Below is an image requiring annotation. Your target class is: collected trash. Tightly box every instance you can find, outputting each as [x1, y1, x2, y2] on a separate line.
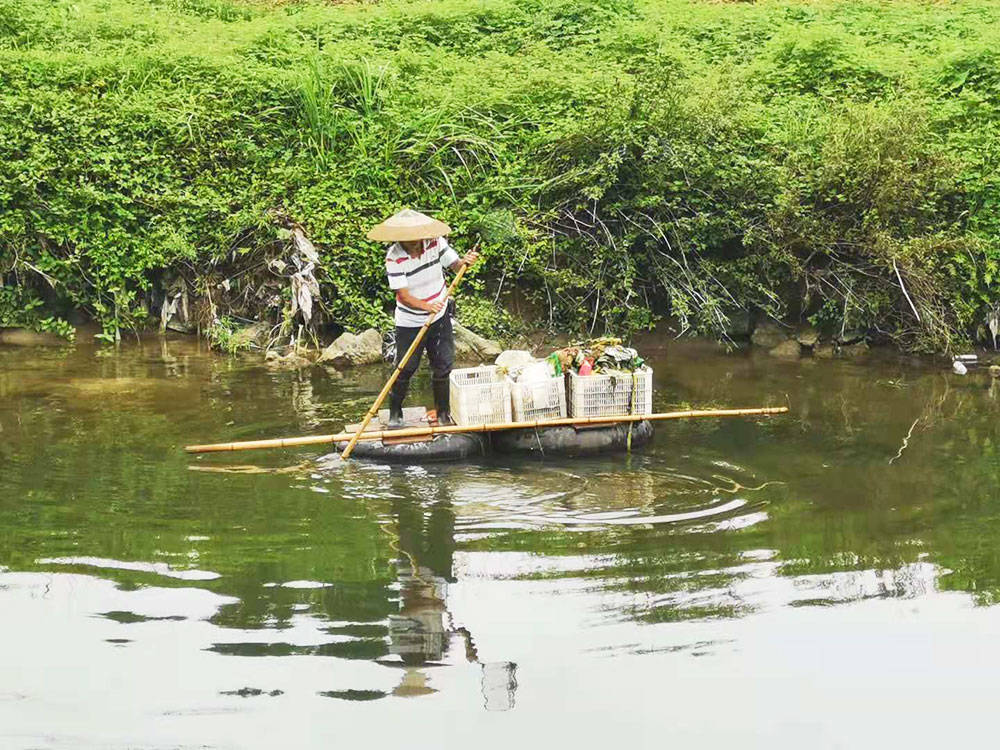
[948, 354, 1000, 376]
[510, 360, 566, 421]
[491, 337, 653, 420]
[495, 349, 535, 372]
[495, 350, 566, 421]
[552, 337, 646, 376]
[515, 359, 556, 384]
[952, 354, 977, 375]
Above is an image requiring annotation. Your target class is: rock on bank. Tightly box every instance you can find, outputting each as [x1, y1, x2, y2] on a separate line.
[318, 329, 384, 367]
[315, 323, 502, 368]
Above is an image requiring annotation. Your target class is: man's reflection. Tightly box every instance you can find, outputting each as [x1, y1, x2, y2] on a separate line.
[387, 486, 517, 710]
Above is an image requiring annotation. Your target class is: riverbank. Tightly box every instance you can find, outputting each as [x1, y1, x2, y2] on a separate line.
[10, 319, 1000, 381]
[4, 0, 1000, 354]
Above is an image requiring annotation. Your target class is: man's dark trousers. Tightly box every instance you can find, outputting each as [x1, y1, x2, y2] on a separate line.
[390, 312, 454, 418]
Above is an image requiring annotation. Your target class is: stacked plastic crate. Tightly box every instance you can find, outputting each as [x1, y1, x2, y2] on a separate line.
[566, 366, 652, 418]
[449, 366, 512, 426]
[452, 359, 651, 427]
[510, 373, 566, 422]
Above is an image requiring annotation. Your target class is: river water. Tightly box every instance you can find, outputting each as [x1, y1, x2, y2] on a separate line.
[1, 335, 998, 748]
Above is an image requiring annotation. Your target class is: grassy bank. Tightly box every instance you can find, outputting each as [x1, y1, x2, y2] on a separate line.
[2, 0, 999, 351]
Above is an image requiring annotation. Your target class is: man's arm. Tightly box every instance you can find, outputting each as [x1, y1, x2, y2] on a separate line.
[397, 288, 444, 315]
[449, 249, 480, 272]
[439, 237, 479, 273]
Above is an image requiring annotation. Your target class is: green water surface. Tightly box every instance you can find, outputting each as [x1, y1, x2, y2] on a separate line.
[2, 336, 998, 748]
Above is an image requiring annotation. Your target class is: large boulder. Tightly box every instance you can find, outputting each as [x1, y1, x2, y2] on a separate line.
[795, 326, 820, 348]
[318, 328, 383, 368]
[769, 339, 802, 359]
[265, 349, 313, 370]
[231, 322, 269, 350]
[0, 328, 67, 347]
[840, 341, 869, 358]
[837, 329, 866, 345]
[454, 322, 502, 362]
[751, 321, 788, 349]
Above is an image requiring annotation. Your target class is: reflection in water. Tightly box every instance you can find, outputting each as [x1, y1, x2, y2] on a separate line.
[388, 562, 448, 697]
[385, 484, 517, 708]
[37, 556, 221, 580]
[481, 662, 518, 712]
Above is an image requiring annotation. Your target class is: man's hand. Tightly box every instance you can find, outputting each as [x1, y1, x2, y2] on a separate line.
[424, 300, 444, 314]
[461, 250, 480, 267]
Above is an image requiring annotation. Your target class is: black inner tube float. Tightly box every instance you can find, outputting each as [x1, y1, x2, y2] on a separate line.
[492, 420, 654, 457]
[333, 420, 653, 462]
[334, 431, 490, 463]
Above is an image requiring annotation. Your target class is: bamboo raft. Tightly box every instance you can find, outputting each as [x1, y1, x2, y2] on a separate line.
[184, 406, 789, 454]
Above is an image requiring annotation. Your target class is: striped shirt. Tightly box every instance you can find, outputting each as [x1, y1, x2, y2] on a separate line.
[385, 237, 460, 327]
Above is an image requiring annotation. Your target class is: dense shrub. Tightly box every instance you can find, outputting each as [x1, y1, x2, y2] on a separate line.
[2, 0, 1000, 351]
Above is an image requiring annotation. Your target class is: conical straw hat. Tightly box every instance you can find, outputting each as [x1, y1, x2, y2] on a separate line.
[367, 209, 452, 242]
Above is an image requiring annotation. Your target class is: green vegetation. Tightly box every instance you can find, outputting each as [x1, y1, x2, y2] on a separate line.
[2, 0, 1000, 351]
[0, 285, 76, 340]
[206, 315, 254, 353]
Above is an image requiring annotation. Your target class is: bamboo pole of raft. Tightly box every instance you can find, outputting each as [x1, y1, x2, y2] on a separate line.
[185, 406, 789, 454]
[340, 260, 472, 460]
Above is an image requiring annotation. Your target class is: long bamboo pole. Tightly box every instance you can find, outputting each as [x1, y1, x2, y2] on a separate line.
[340, 260, 471, 460]
[185, 406, 789, 454]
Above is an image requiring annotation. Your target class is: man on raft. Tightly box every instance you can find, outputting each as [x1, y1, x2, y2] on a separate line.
[368, 209, 479, 429]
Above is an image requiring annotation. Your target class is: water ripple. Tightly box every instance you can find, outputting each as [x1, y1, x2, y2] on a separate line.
[36, 556, 221, 581]
[411, 459, 781, 535]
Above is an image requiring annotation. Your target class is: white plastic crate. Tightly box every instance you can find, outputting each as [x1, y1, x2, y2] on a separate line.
[450, 366, 512, 427]
[567, 366, 653, 418]
[511, 377, 567, 422]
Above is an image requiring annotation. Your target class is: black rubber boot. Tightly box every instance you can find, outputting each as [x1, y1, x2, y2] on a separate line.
[432, 378, 454, 426]
[388, 378, 409, 429]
